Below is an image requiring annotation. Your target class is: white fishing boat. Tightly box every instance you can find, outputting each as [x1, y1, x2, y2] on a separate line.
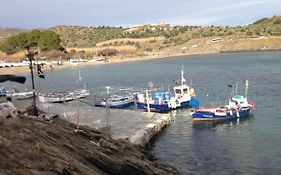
[95, 95, 134, 108]
[7, 91, 34, 100]
[135, 68, 200, 113]
[38, 92, 71, 103]
[39, 89, 90, 103]
[94, 86, 134, 108]
[69, 89, 90, 99]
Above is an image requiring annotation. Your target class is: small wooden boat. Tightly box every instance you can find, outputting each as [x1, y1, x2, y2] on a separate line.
[192, 80, 254, 122]
[39, 89, 90, 103]
[7, 91, 34, 100]
[95, 95, 134, 108]
[38, 92, 72, 103]
[191, 95, 255, 122]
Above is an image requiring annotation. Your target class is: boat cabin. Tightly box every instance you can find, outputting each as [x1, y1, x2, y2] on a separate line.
[173, 85, 190, 98]
[228, 95, 249, 108]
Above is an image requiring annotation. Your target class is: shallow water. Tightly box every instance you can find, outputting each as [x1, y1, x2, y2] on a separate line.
[5, 51, 281, 174]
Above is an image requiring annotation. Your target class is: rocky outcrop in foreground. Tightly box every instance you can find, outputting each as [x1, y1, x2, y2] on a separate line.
[0, 114, 180, 175]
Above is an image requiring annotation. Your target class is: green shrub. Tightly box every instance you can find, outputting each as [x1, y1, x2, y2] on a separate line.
[0, 30, 62, 54]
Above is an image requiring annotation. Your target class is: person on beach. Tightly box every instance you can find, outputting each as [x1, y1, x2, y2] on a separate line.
[0, 97, 18, 118]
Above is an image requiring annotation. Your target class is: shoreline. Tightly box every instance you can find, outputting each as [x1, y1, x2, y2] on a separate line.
[1, 49, 280, 75]
[0, 54, 181, 75]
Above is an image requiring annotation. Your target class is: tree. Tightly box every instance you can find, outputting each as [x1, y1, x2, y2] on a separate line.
[27, 30, 41, 47]
[38, 30, 61, 51]
[0, 30, 62, 54]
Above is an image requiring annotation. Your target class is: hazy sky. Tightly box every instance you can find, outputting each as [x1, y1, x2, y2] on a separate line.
[0, 0, 280, 28]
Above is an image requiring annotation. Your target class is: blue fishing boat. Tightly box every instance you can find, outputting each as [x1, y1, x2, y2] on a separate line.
[135, 91, 171, 112]
[135, 69, 200, 113]
[191, 81, 255, 122]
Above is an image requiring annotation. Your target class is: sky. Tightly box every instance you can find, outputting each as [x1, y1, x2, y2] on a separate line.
[0, 0, 280, 29]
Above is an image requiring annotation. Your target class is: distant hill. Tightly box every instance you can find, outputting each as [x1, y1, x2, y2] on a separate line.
[252, 15, 281, 25]
[0, 28, 29, 38]
[0, 28, 29, 44]
[48, 16, 281, 48]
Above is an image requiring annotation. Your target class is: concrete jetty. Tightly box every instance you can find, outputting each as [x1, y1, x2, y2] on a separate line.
[39, 100, 173, 146]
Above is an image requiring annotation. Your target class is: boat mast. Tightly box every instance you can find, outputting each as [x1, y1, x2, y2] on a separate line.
[105, 86, 111, 127]
[245, 80, 249, 99]
[181, 69, 184, 86]
[235, 83, 238, 95]
[181, 65, 186, 86]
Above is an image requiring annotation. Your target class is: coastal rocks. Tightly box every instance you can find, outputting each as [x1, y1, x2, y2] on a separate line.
[0, 115, 180, 175]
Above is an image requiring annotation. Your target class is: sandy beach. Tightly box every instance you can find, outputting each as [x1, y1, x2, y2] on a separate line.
[0, 53, 182, 75]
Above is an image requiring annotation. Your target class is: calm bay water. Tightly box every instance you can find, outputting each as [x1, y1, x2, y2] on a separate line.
[6, 51, 281, 174]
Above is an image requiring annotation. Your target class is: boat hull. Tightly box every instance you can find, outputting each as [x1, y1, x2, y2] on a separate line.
[7, 91, 34, 100]
[192, 108, 251, 122]
[95, 101, 133, 109]
[136, 102, 170, 113]
[95, 96, 134, 109]
[38, 89, 90, 103]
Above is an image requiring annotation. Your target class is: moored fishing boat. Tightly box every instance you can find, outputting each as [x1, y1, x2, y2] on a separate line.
[38, 89, 90, 103]
[135, 69, 200, 113]
[7, 91, 34, 100]
[191, 81, 255, 122]
[94, 86, 134, 108]
[95, 95, 134, 108]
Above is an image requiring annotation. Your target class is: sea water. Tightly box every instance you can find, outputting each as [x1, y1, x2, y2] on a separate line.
[7, 51, 281, 175]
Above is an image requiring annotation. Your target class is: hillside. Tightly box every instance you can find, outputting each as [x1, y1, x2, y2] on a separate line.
[0, 28, 29, 44]
[1, 16, 281, 60]
[0, 28, 29, 37]
[48, 16, 281, 49]
[50, 26, 125, 47]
